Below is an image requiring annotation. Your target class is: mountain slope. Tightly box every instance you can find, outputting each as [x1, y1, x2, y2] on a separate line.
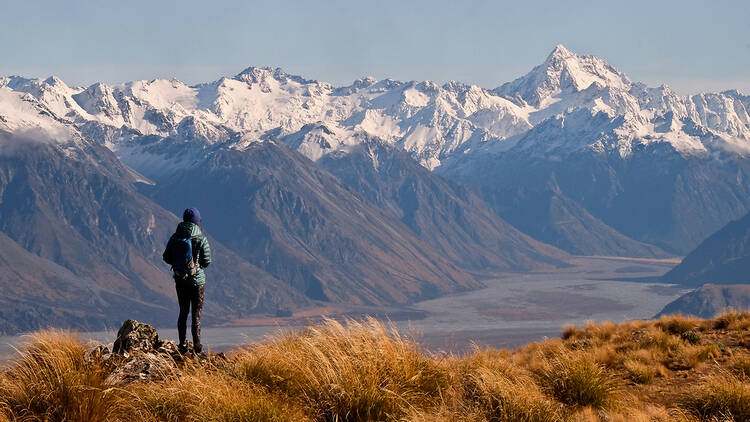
[141, 140, 481, 306]
[0, 124, 308, 334]
[657, 284, 750, 318]
[440, 135, 750, 255]
[471, 181, 669, 257]
[0, 230, 163, 335]
[317, 137, 569, 271]
[663, 211, 750, 286]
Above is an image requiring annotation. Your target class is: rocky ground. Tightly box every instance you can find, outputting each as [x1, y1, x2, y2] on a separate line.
[87, 319, 227, 384]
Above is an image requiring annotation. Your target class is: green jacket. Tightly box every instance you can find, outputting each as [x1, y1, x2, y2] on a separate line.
[162, 222, 212, 286]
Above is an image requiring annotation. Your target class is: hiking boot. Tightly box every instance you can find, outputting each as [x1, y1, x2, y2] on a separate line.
[178, 343, 188, 354]
[193, 343, 203, 354]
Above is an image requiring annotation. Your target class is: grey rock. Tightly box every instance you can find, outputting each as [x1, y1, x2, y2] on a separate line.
[106, 351, 176, 384]
[113, 319, 161, 354]
[92, 320, 227, 384]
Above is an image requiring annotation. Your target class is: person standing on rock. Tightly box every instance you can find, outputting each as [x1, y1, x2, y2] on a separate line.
[162, 207, 212, 354]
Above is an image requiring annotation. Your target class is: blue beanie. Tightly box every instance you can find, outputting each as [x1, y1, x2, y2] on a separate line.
[183, 207, 201, 224]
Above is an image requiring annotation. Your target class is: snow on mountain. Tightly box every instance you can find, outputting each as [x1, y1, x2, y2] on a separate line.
[1, 45, 749, 172]
[494, 44, 631, 109]
[0, 83, 85, 159]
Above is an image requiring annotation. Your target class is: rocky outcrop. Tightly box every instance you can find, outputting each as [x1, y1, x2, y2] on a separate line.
[112, 319, 161, 354]
[89, 320, 225, 384]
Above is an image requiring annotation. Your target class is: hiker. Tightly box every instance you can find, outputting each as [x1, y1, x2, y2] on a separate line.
[162, 207, 212, 354]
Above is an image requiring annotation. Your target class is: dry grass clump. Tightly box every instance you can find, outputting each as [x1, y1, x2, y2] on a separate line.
[0, 329, 120, 422]
[656, 314, 702, 335]
[636, 326, 683, 352]
[124, 368, 310, 422]
[534, 352, 619, 410]
[228, 318, 449, 421]
[570, 405, 692, 422]
[668, 344, 720, 371]
[713, 310, 750, 330]
[468, 366, 563, 422]
[623, 358, 659, 384]
[680, 372, 750, 421]
[401, 406, 486, 422]
[456, 351, 562, 422]
[729, 357, 750, 379]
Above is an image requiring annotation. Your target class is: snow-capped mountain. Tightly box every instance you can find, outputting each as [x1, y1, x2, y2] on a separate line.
[2, 44, 750, 257]
[2, 44, 748, 173]
[20, 43, 750, 332]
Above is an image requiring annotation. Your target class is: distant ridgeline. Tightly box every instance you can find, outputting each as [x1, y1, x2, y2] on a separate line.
[1, 44, 750, 332]
[658, 284, 750, 319]
[658, 211, 750, 318]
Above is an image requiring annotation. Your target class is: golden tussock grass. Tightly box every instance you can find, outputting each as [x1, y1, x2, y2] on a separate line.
[655, 314, 702, 336]
[713, 310, 750, 330]
[0, 329, 120, 422]
[1, 312, 749, 421]
[569, 405, 694, 422]
[467, 366, 563, 422]
[623, 358, 659, 384]
[729, 356, 750, 379]
[680, 372, 750, 421]
[533, 352, 619, 410]
[228, 317, 449, 421]
[123, 368, 310, 422]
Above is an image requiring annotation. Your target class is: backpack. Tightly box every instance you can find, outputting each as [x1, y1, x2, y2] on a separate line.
[167, 235, 200, 281]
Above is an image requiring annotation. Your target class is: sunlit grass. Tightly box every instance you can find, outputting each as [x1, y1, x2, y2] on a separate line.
[0, 329, 121, 421]
[1, 312, 749, 421]
[680, 372, 750, 421]
[228, 318, 449, 421]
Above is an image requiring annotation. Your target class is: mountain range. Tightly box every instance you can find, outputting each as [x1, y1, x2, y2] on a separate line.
[1, 45, 749, 333]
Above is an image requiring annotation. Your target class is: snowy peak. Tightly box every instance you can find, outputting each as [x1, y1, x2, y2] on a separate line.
[0, 44, 748, 171]
[233, 66, 318, 88]
[496, 44, 631, 107]
[547, 44, 573, 59]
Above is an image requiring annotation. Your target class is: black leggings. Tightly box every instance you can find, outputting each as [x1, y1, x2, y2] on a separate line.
[176, 283, 204, 347]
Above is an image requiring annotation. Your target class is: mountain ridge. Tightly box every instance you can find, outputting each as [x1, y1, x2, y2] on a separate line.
[663, 210, 750, 286]
[2, 44, 749, 269]
[3, 44, 747, 171]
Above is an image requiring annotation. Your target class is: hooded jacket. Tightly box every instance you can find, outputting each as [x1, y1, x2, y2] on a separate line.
[162, 221, 212, 286]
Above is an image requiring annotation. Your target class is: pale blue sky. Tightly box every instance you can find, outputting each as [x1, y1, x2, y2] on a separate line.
[2, 0, 748, 94]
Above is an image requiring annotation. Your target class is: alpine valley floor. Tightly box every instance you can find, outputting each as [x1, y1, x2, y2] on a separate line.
[0, 257, 686, 360]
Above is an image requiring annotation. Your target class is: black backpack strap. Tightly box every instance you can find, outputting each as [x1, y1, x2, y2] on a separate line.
[190, 235, 202, 268]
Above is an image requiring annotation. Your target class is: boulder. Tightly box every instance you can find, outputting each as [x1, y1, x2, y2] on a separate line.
[95, 320, 226, 384]
[112, 319, 161, 354]
[106, 352, 176, 384]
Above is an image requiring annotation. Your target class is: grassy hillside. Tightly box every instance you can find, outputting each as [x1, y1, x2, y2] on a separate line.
[1, 313, 749, 421]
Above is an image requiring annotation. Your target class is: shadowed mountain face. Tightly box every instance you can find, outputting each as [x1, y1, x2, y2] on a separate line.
[0, 135, 307, 334]
[0, 230, 154, 334]
[142, 141, 482, 306]
[439, 141, 750, 256]
[471, 184, 668, 258]
[663, 211, 750, 286]
[657, 284, 750, 318]
[317, 140, 569, 271]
